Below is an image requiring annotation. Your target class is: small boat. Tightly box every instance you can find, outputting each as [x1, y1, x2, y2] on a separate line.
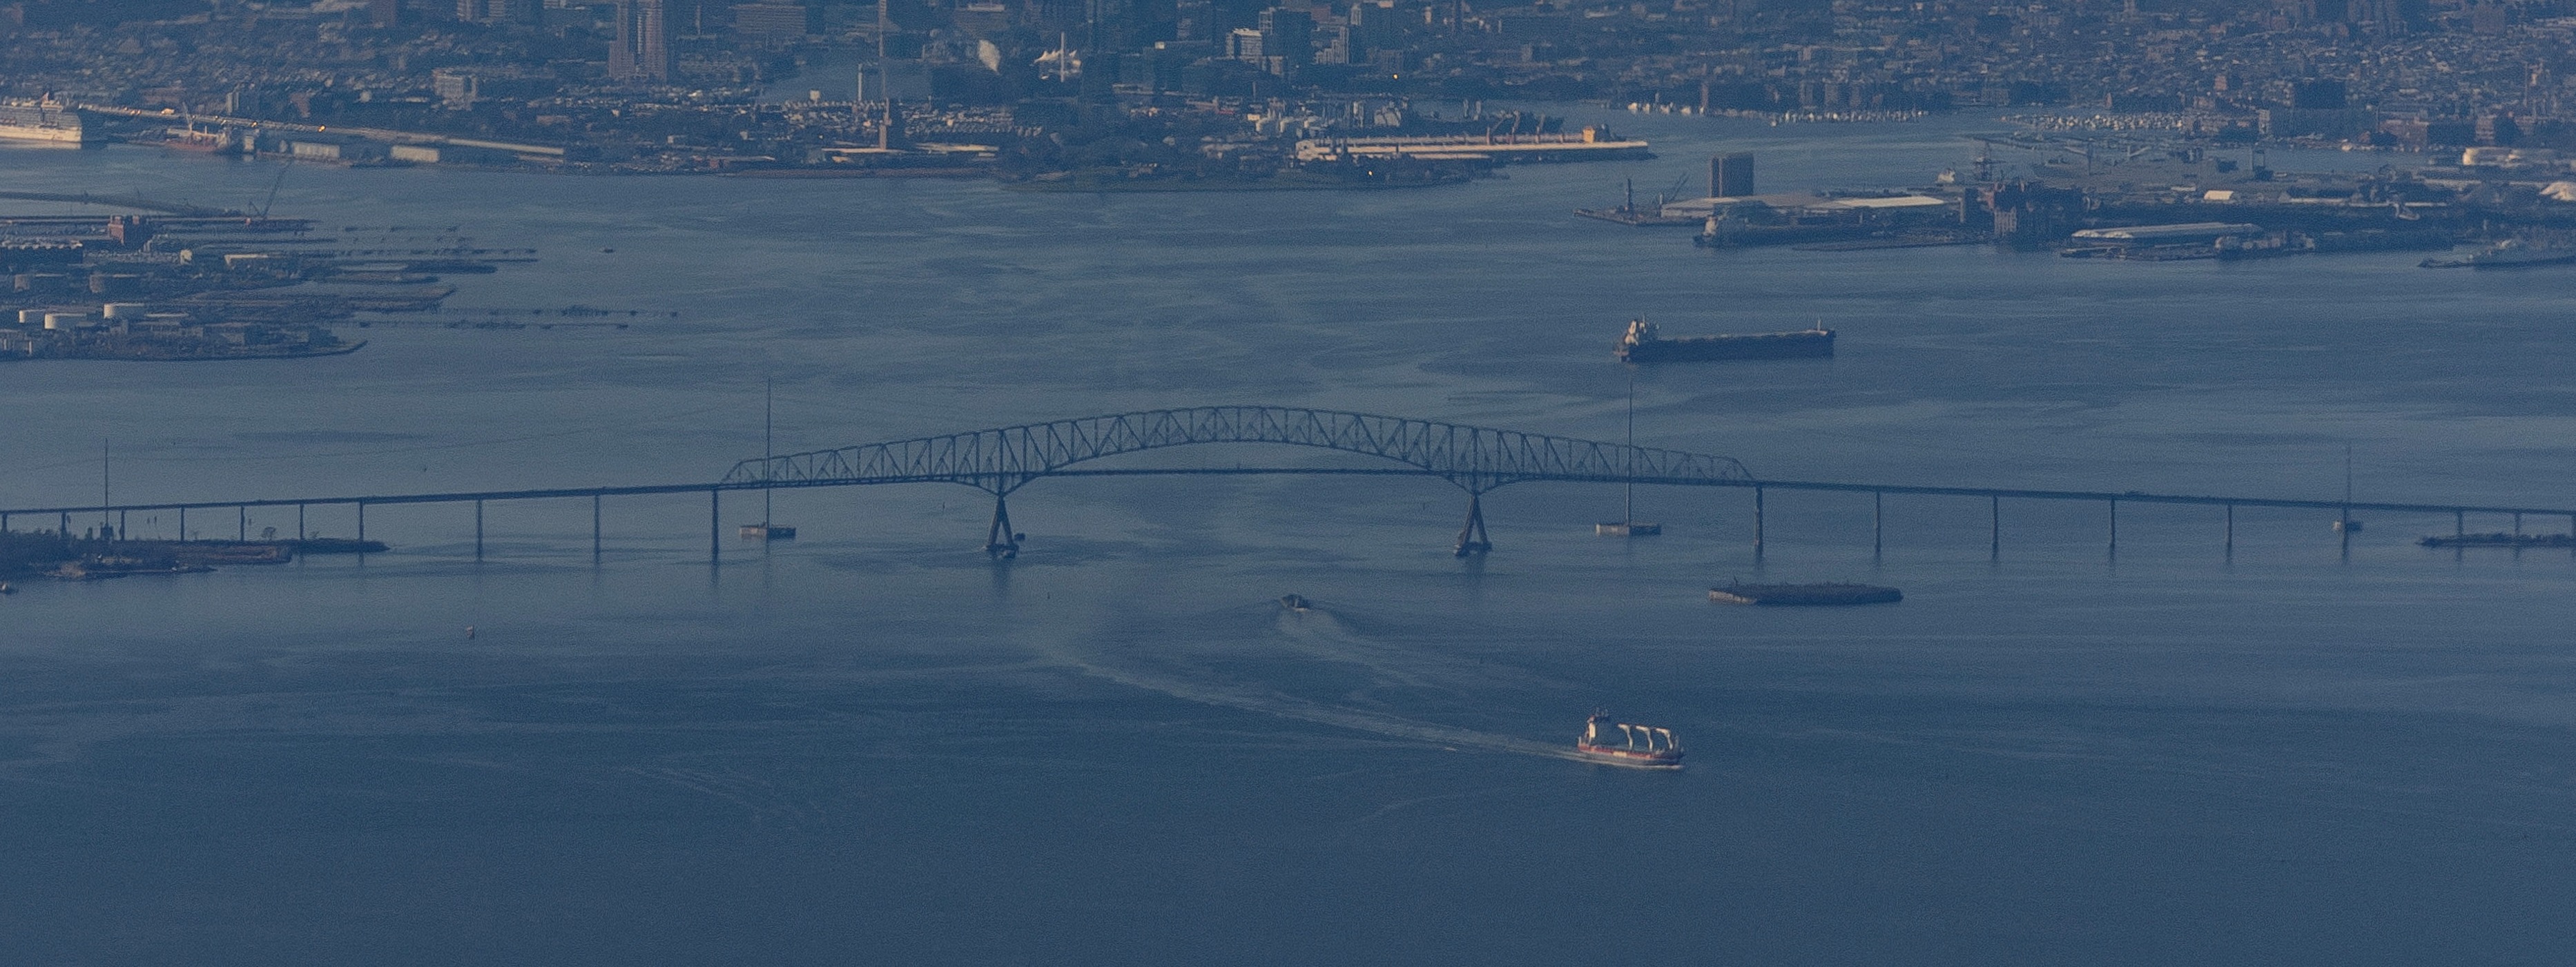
[1279, 594, 1312, 612]
[1573, 711, 1683, 769]
[738, 523, 797, 540]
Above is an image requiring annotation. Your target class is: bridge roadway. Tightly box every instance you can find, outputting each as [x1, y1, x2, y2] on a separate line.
[3, 404, 2568, 560]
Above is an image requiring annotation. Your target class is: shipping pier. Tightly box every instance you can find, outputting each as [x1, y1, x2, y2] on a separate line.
[3, 406, 2568, 567]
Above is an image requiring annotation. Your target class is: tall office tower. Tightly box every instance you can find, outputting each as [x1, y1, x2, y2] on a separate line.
[609, 0, 672, 81]
[1257, 6, 1311, 71]
[1711, 152, 1753, 197]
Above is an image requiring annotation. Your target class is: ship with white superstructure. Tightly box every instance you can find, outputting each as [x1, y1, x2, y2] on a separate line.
[1573, 711, 1683, 769]
[0, 100, 96, 145]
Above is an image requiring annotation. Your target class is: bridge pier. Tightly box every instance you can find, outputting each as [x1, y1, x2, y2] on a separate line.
[986, 494, 1020, 558]
[1988, 496, 1999, 560]
[593, 495, 603, 563]
[298, 504, 305, 541]
[709, 489, 720, 565]
[1872, 490, 1883, 559]
[474, 500, 484, 561]
[356, 503, 365, 547]
[2225, 503, 2234, 558]
[1752, 487, 1765, 558]
[2108, 498, 2118, 555]
[173, 507, 181, 541]
[238, 506, 246, 543]
[1454, 494, 1491, 557]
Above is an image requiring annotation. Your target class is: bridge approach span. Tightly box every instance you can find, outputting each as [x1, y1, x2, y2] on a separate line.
[720, 405, 1756, 496]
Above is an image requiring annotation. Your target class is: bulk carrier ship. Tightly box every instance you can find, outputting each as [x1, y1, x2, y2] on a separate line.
[1616, 318, 1832, 362]
[0, 101, 96, 145]
[1573, 712, 1684, 769]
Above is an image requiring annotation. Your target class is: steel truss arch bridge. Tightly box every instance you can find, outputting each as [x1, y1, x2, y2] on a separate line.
[718, 405, 1756, 557]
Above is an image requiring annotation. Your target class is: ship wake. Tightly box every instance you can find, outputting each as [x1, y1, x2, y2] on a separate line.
[1018, 603, 1585, 763]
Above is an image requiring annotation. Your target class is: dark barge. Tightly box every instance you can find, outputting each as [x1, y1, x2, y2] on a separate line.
[1708, 582, 1903, 606]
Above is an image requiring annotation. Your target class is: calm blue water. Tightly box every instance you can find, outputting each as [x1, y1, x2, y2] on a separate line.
[4, 113, 2574, 965]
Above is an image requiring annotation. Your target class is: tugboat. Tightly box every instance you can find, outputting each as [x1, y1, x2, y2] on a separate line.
[1573, 711, 1684, 769]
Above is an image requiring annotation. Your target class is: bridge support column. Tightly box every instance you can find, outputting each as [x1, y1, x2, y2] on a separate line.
[2108, 499, 2118, 555]
[2456, 510, 2465, 538]
[593, 495, 603, 563]
[238, 506, 246, 543]
[356, 504, 363, 547]
[474, 500, 484, 561]
[173, 508, 180, 541]
[117, 510, 125, 543]
[987, 494, 1020, 559]
[2514, 511, 2523, 538]
[2225, 504, 2234, 558]
[1454, 494, 1491, 557]
[1872, 491, 1882, 559]
[298, 504, 305, 540]
[1753, 487, 1765, 558]
[1988, 496, 1999, 560]
[709, 489, 720, 565]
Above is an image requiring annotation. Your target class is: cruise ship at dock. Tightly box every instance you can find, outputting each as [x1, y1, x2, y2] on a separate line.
[0, 101, 97, 145]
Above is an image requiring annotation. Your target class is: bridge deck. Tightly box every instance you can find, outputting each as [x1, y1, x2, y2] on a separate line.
[2, 468, 2568, 520]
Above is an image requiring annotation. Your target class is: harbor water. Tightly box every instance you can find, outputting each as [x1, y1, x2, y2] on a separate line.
[3, 112, 2575, 964]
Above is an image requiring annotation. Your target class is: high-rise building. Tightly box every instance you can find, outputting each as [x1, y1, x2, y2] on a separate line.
[1257, 7, 1311, 71]
[730, 2, 813, 41]
[1711, 152, 1753, 197]
[608, 0, 672, 82]
[458, 0, 534, 23]
[1227, 27, 1265, 61]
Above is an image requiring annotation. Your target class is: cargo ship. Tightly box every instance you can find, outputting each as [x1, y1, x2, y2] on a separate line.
[1708, 581, 1901, 606]
[1617, 318, 1832, 362]
[1574, 711, 1683, 769]
[2421, 240, 2576, 269]
[0, 101, 97, 145]
[2469, 240, 2576, 268]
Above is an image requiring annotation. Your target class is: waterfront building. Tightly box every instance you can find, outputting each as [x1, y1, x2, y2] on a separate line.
[1712, 152, 1754, 197]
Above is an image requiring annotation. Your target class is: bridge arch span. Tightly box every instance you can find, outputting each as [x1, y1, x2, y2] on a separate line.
[720, 404, 1755, 496]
